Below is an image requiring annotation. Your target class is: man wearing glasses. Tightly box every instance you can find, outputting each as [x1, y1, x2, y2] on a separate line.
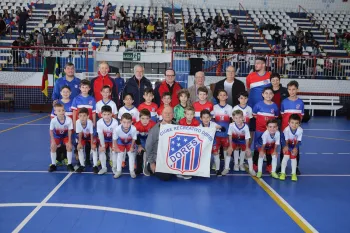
[154, 68, 183, 107]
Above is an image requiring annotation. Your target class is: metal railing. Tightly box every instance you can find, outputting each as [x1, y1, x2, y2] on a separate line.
[97, 40, 166, 53]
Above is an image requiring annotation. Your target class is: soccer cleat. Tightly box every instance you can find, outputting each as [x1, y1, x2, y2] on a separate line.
[239, 164, 246, 171]
[221, 168, 229, 176]
[114, 171, 122, 179]
[271, 172, 279, 179]
[296, 167, 301, 175]
[56, 160, 62, 166]
[279, 173, 286, 181]
[98, 167, 107, 175]
[233, 164, 239, 171]
[291, 173, 298, 182]
[266, 165, 272, 174]
[130, 171, 136, 178]
[216, 170, 222, 177]
[109, 160, 113, 167]
[176, 175, 192, 180]
[249, 169, 256, 176]
[67, 164, 74, 172]
[93, 166, 99, 174]
[253, 164, 258, 172]
[48, 164, 57, 172]
[256, 171, 262, 178]
[75, 166, 85, 173]
[122, 161, 126, 168]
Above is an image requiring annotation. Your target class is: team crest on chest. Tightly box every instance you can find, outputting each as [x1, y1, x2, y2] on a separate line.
[296, 104, 300, 109]
[89, 100, 93, 105]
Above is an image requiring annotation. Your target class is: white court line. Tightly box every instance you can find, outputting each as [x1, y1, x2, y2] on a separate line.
[259, 179, 319, 232]
[322, 153, 334, 155]
[303, 129, 350, 132]
[304, 153, 318, 154]
[0, 203, 225, 233]
[0, 123, 49, 126]
[11, 173, 72, 233]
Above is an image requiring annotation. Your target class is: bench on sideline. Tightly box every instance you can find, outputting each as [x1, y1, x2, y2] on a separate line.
[299, 95, 343, 116]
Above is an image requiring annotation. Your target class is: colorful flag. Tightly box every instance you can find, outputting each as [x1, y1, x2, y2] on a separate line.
[41, 58, 48, 97]
[53, 57, 60, 85]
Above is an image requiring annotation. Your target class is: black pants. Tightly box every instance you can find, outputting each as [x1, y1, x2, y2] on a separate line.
[147, 163, 173, 181]
[19, 24, 26, 37]
[175, 31, 181, 46]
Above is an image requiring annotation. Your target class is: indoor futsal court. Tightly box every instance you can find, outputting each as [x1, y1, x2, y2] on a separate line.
[0, 112, 349, 233]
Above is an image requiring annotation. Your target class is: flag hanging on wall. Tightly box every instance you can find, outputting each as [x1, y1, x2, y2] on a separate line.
[41, 58, 49, 97]
[53, 57, 61, 85]
[155, 124, 216, 177]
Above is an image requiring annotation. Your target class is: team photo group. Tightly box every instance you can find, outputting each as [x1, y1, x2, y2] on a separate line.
[49, 56, 304, 182]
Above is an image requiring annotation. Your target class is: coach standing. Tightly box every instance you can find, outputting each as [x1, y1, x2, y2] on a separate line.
[154, 68, 182, 107]
[52, 62, 81, 104]
[188, 71, 213, 103]
[122, 64, 152, 108]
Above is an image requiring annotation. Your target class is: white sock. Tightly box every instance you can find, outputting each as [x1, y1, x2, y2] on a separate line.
[223, 150, 228, 158]
[50, 152, 57, 165]
[271, 155, 277, 173]
[128, 152, 136, 172]
[239, 151, 245, 166]
[214, 155, 220, 171]
[100, 152, 107, 169]
[91, 149, 98, 167]
[117, 152, 123, 172]
[78, 149, 85, 166]
[291, 159, 297, 175]
[233, 150, 239, 165]
[281, 156, 289, 174]
[224, 155, 231, 170]
[112, 152, 118, 169]
[67, 151, 72, 165]
[258, 157, 264, 173]
[247, 157, 253, 171]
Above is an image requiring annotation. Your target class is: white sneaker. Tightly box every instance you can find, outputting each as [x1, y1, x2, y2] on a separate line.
[113, 171, 122, 179]
[249, 169, 256, 176]
[98, 167, 107, 175]
[130, 171, 136, 178]
[239, 164, 245, 171]
[233, 164, 239, 171]
[112, 167, 117, 175]
[176, 175, 192, 180]
[221, 169, 229, 176]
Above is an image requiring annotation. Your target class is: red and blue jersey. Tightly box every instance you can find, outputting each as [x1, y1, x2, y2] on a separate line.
[71, 95, 96, 121]
[193, 101, 214, 122]
[50, 99, 73, 119]
[261, 130, 280, 150]
[281, 98, 304, 131]
[178, 117, 200, 126]
[113, 125, 137, 146]
[253, 101, 279, 132]
[134, 120, 156, 148]
[97, 118, 119, 143]
[246, 72, 271, 108]
[232, 105, 253, 124]
[228, 123, 250, 144]
[75, 119, 94, 141]
[283, 126, 303, 150]
[50, 116, 73, 139]
[52, 76, 81, 101]
[213, 104, 232, 137]
[138, 102, 158, 123]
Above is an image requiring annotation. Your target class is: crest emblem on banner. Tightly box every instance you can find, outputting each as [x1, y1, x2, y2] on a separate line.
[166, 133, 203, 173]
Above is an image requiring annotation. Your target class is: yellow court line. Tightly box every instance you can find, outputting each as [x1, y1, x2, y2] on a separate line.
[304, 135, 350, 142]
[0, 114, 39, 122]
[0, 115, 49, 134]
[252, 176, 318, 233]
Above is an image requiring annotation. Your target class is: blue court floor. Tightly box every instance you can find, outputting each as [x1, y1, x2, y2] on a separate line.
[0, 112, 349, 233]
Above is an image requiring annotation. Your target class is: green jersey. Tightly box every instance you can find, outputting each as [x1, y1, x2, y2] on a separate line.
[174, 104, 186, 123]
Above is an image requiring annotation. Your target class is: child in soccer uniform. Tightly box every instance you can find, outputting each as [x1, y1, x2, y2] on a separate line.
[280, 114, 303, 182]
[199, 109, 222, 176]
[48, 103, 74, 172]
[118, 93, 140, 124]
[256, 119, 280, 178]
[113, 113, 138, 179]
[97, 105, 119, 175]
[212, 89, 232, 172]
[96, 85, 118, 119]
[157, 92, 172, 122]
[50, 86, 73, 119]
[174, 89, 190, 123]
[134, 109, 156, 175]
[179, 106, 200, 126]
[226, 110, 254, 176]
[280, 80, 304, 174]
[252, 87, 279, 173]
[193, 86, 214, 122]
[232, 91, 253, 125]
[75, 107, 98, 173]
[138, 87, 158, 123]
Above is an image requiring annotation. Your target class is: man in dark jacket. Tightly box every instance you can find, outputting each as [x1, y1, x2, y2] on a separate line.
[18, 9, 29, 37]
[122, 64, 152, 108]
[213, 66, 246, 106]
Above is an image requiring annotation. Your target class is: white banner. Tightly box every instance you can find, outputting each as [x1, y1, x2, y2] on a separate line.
[155, 124, 216, 177]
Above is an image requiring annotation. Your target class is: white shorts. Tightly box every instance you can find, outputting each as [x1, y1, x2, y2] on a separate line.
[167, 32, 175, 40]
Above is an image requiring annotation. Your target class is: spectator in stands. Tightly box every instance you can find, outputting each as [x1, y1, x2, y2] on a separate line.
[0, 16, 6, 37]
[57, 21, 66, 34]
[167, 19, 175, 47]
[155, 21, 164, 39]
[287, 32, 297, 47]
[119, 6, 126, 18]
[154, 68, 182, 108]
[213, 66, 245, 106]
[231, 17, 239, 26]
[48, 11, 56, 27]
[259, 19, 265, 30]
[126, 33, 136, 50]
[175, 20, 182, 46]
[296, 28, 304, 42]
[270, 73, 288, 109]
[146, 21, 155, 39]
[94, 6, 101, 19]
[122, 64, 152, 107]
[120, 31, 128, 43]
[107, 16, 116, 31]
[188, 71, 213, 103]
[138, 22, 147, 39]
[273, 30, 281, 45]
[305, 29, 313, 44]
[295, 42, 303, 55]
[18, 8, 29, 37]
[77, 33, 86, 47]
[35, 30, 44, 46]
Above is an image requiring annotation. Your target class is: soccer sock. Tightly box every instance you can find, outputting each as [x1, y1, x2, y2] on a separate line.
[239, 151, 246, 166]
[143, 152, 147, 168]
[99, 152, 107, 169]
[233, 150, 239, 166]
[67, 151, 72, 165]
[258, 157, 264, 173]
[50, 152, 57, 165]
[214, 155, 220, 171]
[247, 157, 253, 171]
[291, 158, 297, 175]
[78, 149, 85, 166]
[117, 152, 123, 172]
[224, 155, 231, 170]
[281, 156, 289, 174]
[271, 155, 277, 173]
[91, 149, 98, 167]
[128, 152, 136, 172]
[112, 152, 118, 169]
